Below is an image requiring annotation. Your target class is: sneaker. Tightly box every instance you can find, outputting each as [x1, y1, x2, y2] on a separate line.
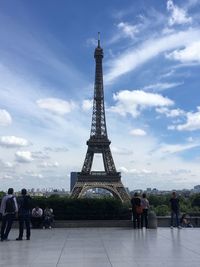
[178, 226, 182, 229]
[26, 237, 30, 240]
[170, 226, 173, 229]
[16, 238, 23, 241]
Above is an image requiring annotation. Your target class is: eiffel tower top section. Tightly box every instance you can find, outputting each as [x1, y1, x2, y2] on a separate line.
[89, 32, 109, 145]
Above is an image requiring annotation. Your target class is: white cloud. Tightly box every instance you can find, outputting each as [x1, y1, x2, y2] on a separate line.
[0, 136, 30, 148]
[111, 146, 133, 155]
[86, 37, 97, 47]
[0, 109, 12, 126]
[158, 142, 199, 154]
[166, 41, 200, 63]
[130, 129, 147, 136]
[156, 107, 185, 117]
[44, 146, 68, 152]
[26, 171, 43, 179]
[105, 29, 200, 84]
[143, 82, 183, 92]
[37, 98, 76, 115]
[119, 166, 152, 174]
[109, 90, 173, 117]
[167, 0, 192, 26]
[15, 151, 33, 163]
[172, 107, 200, 131]
[32, 151, 50, 159]
[39, 161, 59, 168]
[82, 99, 93, 111]
[117, 22, 139, 39]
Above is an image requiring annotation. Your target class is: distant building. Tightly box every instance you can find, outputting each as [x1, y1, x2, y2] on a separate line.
[70, 172, 78, 192]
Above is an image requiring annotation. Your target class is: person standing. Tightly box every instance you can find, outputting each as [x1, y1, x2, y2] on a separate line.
[131, 192, 142, 229]
[170, 191, 181, 229]
[0, 188, 18, 241]
[16, 188, 32, 241]
[141, 193, 150, 228]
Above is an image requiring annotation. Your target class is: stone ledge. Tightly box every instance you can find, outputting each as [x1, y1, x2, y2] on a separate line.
[10, 217, 200, 228]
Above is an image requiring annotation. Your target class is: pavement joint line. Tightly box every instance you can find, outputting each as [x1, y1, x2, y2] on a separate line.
[100, 228, 114, 267]
[158, 229, 200, 257]
[55, 230, 70, 266]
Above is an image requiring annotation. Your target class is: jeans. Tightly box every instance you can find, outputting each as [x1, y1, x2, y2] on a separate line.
[141, 209, 148, 228]
[171, 210, 179, 227]
[1, 213, 15, 239]
[132, 211, 141, 229]
[18, 214, 31, 239]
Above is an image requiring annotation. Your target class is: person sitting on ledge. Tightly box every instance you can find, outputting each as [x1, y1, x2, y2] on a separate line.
[180, 214, 193, 228]
[43, 207, 54, 229]
[31, 206, 43, 228]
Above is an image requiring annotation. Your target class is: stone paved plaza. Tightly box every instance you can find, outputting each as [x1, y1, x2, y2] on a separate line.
[0, 228, 200, 267]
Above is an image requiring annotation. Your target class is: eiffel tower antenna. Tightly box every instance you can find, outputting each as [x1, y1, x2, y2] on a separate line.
[71, 34, 130, 202]
[98, 32, 100, 47]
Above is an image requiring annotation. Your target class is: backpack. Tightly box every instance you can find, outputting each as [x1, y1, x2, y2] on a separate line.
[5, 197, 16, 213]
[135, 205, 143, 214]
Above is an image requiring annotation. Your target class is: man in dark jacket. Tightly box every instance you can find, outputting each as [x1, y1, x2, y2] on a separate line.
[16, 188, 32, 240]
[170, 191, 181, 229]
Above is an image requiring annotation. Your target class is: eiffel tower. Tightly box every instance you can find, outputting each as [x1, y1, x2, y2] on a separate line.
[71, 33, 130, 202]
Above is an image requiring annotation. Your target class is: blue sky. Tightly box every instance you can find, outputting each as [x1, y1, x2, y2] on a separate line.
[0, 0, 200, 191]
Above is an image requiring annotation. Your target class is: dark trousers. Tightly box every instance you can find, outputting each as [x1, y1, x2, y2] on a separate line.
[1, 213, 15, 240]
[18, 214, 31, 239]
[141, 209, 148, 228]
[43, 216, 53, 228]
[132, 212, 141, 229]
[171, 210, 179, 227]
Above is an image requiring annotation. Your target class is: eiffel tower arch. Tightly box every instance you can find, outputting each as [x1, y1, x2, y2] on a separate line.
[71, 33, 130, 202]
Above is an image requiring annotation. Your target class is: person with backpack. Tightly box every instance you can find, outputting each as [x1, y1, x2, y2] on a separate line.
[0, 188, 18, 241]
[16, 188, 32, 241]
[131, 192, 142, 229]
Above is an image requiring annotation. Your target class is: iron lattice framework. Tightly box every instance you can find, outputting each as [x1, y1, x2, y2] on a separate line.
[71, 34, 130, 202]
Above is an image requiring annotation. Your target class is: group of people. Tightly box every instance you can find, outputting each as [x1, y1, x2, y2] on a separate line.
[131, 192, 150, 229]
[0, 188, 54, 242]
[0, 188, 193, 240]
[131, 191, 193, 229]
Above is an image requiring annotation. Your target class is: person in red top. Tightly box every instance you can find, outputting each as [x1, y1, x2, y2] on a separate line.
[131, 192, 142, 229]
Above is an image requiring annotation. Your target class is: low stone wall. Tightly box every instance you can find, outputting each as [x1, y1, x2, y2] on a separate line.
[157, 216, 200, 227]
[10, 217, 200, 228]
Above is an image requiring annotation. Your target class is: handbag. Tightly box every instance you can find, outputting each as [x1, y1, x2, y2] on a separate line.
[135, 205, 143, 214]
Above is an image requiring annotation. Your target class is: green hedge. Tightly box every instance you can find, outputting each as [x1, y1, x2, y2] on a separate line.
[30, 196, 131, 220]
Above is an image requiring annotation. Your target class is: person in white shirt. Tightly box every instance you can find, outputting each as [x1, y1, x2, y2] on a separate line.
[31, 206, 43, 228]
[0, 188, 18, 241]
[141, 193, 150, 228]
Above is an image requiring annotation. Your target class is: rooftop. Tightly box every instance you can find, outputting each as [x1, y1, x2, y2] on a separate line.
[0, 228, 200, 267]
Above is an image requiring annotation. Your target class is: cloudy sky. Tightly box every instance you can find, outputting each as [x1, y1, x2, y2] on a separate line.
[0, 0, 200, 191]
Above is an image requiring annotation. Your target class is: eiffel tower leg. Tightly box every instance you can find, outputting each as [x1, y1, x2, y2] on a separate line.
[71, 183, 84, 198]
[71, 182, 130, 203]
[115, 184, 130, 202]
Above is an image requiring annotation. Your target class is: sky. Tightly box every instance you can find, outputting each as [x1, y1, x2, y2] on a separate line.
[0, 0, 200, 191]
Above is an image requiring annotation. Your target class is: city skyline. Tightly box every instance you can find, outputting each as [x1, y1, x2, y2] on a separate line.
[0, 0, 200, 191]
